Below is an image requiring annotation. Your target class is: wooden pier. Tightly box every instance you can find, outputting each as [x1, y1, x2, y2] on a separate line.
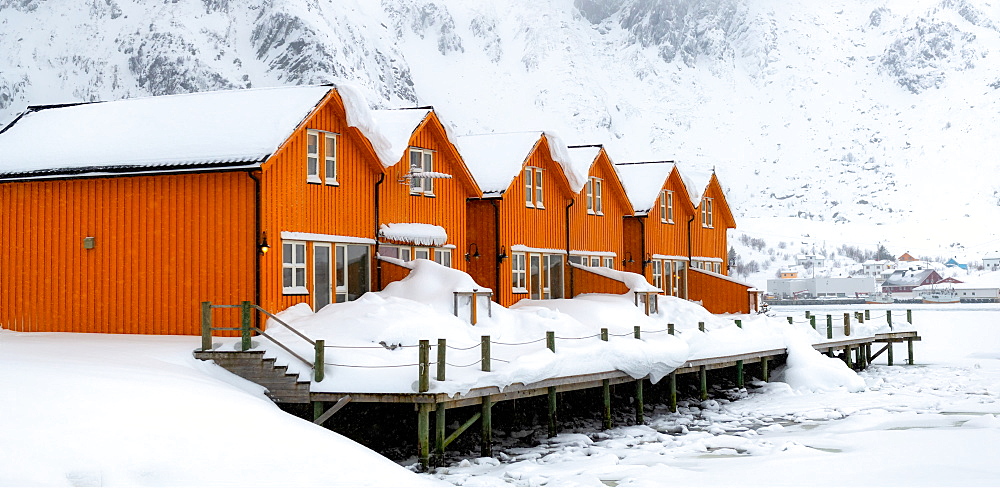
[194, 302, 921, 470]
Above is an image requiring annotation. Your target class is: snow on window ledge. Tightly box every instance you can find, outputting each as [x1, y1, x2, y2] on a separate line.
[283, 287, 310, 295]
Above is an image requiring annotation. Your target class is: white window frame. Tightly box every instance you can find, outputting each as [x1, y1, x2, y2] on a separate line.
[306, 130, 321, 184]
[594, 178, 603, 215]
[409, 148, 435, 196]
[652, 260, 663, 289]
[603, 257, 613, 269]
[525, 166, 544, 209]
[660, 190, 674, 223]
[702, 197, 714, 228]
[512, 252, 527, 292]
[282, 241, 308, 295]
[324, 133, 338, 185]
[414, 247, 430, 260]
[433, 248, 452, 268]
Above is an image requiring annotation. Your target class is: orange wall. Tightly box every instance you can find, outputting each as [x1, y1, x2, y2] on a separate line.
[687, 269, 751, 314]
[690, 175, 735, 272]
[257, 90, 384, 315]
[0, 172, 255, 334]
[567, 151, 630, 296]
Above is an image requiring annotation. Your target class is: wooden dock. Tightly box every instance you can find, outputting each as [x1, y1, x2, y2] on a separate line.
[196, 326, 920, 470]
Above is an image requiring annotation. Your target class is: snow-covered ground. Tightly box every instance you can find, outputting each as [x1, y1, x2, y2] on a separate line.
[427, 304, 1000, 489]
[3, 295, 999, 491]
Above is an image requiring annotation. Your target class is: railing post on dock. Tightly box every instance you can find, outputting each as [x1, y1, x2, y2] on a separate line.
[419, 340, 430, 393]
[240, 301, 252, 351]
[601, 328, 612, 430]
[787, 316, 793, 325]
[844, 313, 851, 337]
[735, 319, 742, 328]
[805, 310, 811, 319]
[314, 340, 325, 383]
[907, 309, 913, 324]
[865, 310, 870, 321]
[436, 339, 447, 463]
[699, 321, 706, 332]
[810, 315, 816, 330]
[858, 311, 865, 325]
[826, 314, 833, 339]
[634, 326, 644, 425]
[668, 323, 675, 336]
[200, 301, 212, 351]
[546, 331, 557, 438]
[481, 335, 492, 458]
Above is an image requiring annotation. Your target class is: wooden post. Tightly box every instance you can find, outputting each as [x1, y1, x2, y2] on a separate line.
[471, 292, 478, 325]
[907, 309, 913, 324]
[418, 403, 431, 471]
[546, 331, 557, 438]
[480, 335, 492, 457]
[669, 372, 678, 413]
[844, 345, 853, 369]
[908, 339, 915, 365]
[858, 311, 865, 324]
[313, 401, 324, 423]
[735, 319, 742, 328]
[601, 328, 612, 430]
[736, 360, 744, 388]
[699, 365, 708, 401]
[419, 340, 430, 393]
[810, 315, 816, 330]
[200, 301, 212, 351]
[844, 313, 851, 337]
[805, 310, 810, 318]
[314, 339, 325, 383]
[787, 316, 793, 325]
[826, 314, 833, 339]
[887, 310, 893, 330]
[436, 338, 446, 462]
[865, 310, 870, 321]
[634, 326, 643, 425]
[240, 300, 252, 351]
[762, 357, 769, 382]
[888, 341, 894, 366]
[699, 321, 706, 332]
[668, 323, 675, 336]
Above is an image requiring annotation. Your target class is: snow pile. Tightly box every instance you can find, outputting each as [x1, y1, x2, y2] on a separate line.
[378, 223, 448, 246]
[569, 262, 662, 292]
[259, 260, 870, 396]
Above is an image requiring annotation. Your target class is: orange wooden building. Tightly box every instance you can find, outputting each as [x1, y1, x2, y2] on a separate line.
[368, 107, 483, 288]
[0, 85, 477, 334]
[563, 145, 638, 297]
[457, 132, 584, 307]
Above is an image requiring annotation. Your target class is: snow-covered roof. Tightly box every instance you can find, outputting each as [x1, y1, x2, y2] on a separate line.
[565, 145, 602, 185]
[368, 108, 432, 167]
[569, 262, 662, 293]
[678, 165, 715, 207]
[0, 85, 336, 176]
[614, 161, 676, 213]
[455, 131, 584, 196]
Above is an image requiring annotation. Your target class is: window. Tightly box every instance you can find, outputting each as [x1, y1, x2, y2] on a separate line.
[414, 247, 430, 260]
[586, 177, 603, 215]
[433, 249, 452, 268]
[590, 256, 601, 267]
[307, 129, 338, 185]
[379, 245, 411, 261]
[306, 131, 320, 183]
[324, 134, 338, 185]
[702, 197, 714, 228]
[282, 241, 308, 294]
[651, 260, 663, 289]
[409, 148, 435, 196]
[660, 190, 674, 223]
[512, 253, 527, 292]
[525, 166, 544, 208]
[603, 257, 613, 269]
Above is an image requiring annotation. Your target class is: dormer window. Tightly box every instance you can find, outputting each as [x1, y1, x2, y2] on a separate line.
[409, 148, 434, 196]
[659, 190, 674, 223]
[307, 129, 338, 185]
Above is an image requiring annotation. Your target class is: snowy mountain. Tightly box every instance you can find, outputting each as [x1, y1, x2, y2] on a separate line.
[3, 0, 1000, 272]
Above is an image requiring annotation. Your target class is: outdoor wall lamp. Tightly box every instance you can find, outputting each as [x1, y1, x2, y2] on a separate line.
[497, 245, 508, 263]
[622, 251, 635, 267]
[642, 253, 653, 266]
[465, 242, 481, 262]
[259, 232, 271, 255]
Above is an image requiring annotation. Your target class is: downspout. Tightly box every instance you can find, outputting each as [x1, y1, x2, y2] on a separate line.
[490, 199, 502, 295]
[638, 216, 647, 274]
[248, 170, 262, 328]
[374, 173, 385, 290]
[686, 213, 695, 299]
[565, 198, 575, 297]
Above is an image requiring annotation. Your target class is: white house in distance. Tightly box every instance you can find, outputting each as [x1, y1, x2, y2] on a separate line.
[984, 252, 1000, 272]
[913, 271, 1000, 301]
[862, 259, 894, 278]
[767, 276, 879, 299]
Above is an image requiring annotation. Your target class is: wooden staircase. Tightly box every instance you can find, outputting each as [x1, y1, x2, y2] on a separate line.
[194, 349, 311, 404]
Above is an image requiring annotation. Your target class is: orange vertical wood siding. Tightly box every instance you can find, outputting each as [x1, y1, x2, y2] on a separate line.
[0, 172, 255, 334]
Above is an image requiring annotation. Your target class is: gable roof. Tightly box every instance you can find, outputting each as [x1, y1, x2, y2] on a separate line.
[614, 160, 678, 214]
[567, 144, 630, 206]
[0, 85, 341, 179]
[454, 131, 583, 196]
